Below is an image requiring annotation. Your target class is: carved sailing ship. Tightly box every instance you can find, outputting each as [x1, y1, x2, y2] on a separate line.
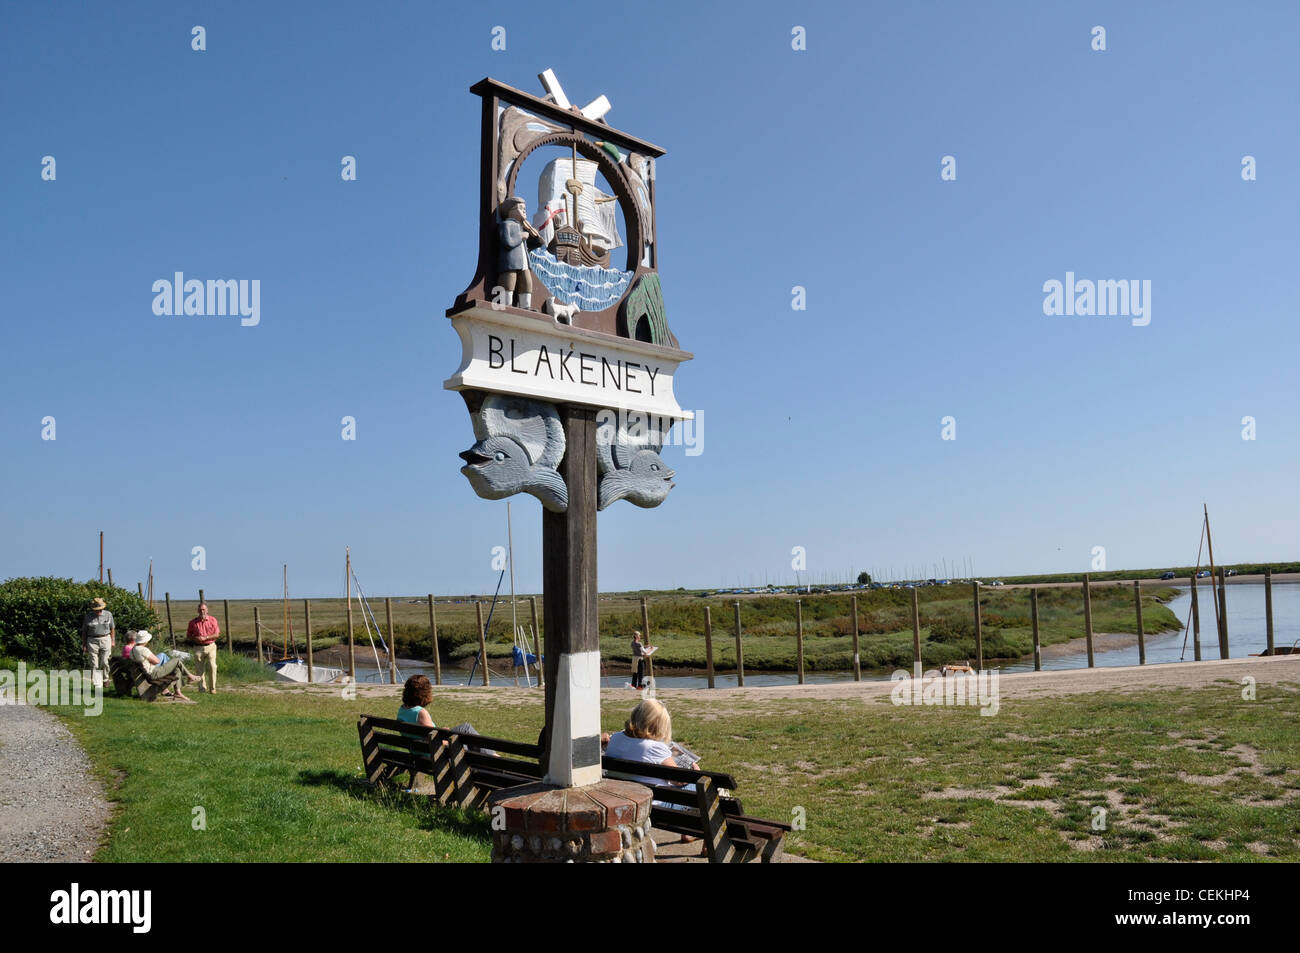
[533, 144, 621, 270]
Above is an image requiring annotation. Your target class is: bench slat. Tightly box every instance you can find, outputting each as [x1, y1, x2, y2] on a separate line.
[602, 755, 736, 789]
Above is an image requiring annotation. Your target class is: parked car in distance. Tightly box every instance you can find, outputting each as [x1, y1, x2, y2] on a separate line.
[1226, 569, 1237, 576]
[1197, 570, 1211, 578]
[1160, 571, 1176, 580]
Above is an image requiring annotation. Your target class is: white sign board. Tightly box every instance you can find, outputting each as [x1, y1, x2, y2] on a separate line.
[444, 305, 693, 421]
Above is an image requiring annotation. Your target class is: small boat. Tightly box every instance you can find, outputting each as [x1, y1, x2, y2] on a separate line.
[270, 659, 346, 683]
[1250, 640, 1300, 657]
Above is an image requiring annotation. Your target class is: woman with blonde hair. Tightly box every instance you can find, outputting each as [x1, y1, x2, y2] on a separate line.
[605, 700, 701, 840]
[604, 699, 699, 779]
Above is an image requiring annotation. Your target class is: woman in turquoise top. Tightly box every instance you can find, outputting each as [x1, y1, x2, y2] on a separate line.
[397, 674, 436, 734]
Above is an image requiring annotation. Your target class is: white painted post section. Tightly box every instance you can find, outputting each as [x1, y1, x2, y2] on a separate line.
[546, 650, 603, 787]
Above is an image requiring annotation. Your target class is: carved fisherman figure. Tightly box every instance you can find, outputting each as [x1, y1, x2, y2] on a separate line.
[496, 196, 541, 310]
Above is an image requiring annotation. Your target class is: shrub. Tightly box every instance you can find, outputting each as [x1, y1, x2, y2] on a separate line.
[926, 615, 975, 644]
[0, 577, 161, 668]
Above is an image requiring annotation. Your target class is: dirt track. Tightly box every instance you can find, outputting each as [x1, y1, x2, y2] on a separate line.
[644, 653, 1300, 705]
[256, 654, 1300, 711]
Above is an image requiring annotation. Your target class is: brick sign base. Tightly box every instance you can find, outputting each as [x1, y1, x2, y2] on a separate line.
[488, 779, 655, 863]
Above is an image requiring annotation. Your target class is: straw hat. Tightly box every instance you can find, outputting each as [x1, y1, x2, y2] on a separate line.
[135, 631, 152, 645]
[90, 597, 107, 611]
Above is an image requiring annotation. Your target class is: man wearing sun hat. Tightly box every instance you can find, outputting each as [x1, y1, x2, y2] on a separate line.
[80, 597, 115, 689]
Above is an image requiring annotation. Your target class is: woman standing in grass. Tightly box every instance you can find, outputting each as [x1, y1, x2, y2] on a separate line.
[631, 630, 647, 689]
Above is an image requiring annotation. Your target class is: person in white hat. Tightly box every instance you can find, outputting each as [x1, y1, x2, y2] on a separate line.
[81, 597, 115, 690]
[130, 631, 200, 701]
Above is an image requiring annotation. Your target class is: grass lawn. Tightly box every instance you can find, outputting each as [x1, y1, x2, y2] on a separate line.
[50, 674, 1300, 863]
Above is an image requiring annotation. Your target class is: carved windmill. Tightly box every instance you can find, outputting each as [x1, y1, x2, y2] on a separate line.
[444, 71, 692, 789]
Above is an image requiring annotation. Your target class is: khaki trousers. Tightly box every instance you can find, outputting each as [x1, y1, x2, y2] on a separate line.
[86, 636, 111, 688]
[193, 642, 218, 692]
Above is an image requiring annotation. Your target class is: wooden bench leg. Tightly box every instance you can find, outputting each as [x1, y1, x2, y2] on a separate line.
[759, 832, 785, 863]
[696, 777, 739, 863]
[430, 734, 455, 804]
[358, 717, 387, 785]
[445, 735, 482, 810]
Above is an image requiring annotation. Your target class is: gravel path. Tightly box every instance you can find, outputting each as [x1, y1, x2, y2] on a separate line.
[0, 704, 110, 862]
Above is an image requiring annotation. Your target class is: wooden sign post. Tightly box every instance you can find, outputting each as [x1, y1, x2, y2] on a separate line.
[446, 71, 692, 862]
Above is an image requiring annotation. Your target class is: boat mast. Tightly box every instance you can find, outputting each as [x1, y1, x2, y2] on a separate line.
[1203, 504, 1222, 651]
[508, 501, 522, 685]
[567, 138, 583, 231]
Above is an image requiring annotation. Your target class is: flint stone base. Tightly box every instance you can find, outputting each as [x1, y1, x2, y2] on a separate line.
[488, 779, 655, 863]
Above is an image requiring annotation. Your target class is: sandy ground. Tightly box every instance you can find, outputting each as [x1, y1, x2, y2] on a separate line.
[640, 653, 1300, 705]
[259, 653, 1300, 709]
[0, 703, 110, 862]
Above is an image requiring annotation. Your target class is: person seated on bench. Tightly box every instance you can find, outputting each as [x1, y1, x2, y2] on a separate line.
[397, 674, 436, 736]
[121, 630, 138, 660]
[604, 699, 700, 782]
[605, 700, 701, 840]
[131, 631, 200, 701]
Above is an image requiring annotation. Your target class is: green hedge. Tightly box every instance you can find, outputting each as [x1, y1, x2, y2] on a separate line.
[0, 577, 161, 668]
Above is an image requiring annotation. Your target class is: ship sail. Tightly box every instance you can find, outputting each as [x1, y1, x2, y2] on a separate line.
[533, 157, 623, 251]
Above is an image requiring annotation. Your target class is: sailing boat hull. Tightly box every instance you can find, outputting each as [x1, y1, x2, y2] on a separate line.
[270, 659, 346, 683]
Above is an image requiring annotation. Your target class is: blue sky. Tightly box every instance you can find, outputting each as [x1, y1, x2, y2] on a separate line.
[2, 1, 1297, 598]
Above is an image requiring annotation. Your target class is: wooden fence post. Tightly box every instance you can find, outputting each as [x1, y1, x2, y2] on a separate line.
[703, 606, 715, 689]
[1190, 574, 1201, 661]
[137, 582, 144, 598]
[345, 561, 356, 681]
[851, 594, 861, 682]
[795, 600, 805, 685]
[529, 595, 543, 688]
[253, 606, 263, 664]
[475, 600, 490, 686]
[223, 599, 231, 654]
[199, 588, 205, 605]
[1134, 580, 1145, 665]
[1082, 574, 1095, 668]
[640, 597, 652, 681]
[107, 568, 113, 587]
[385, 597, 397, 685]
[428, 595, 442, 686]
[910, 586, 922, 680]
[1218, 569, 1229, 659]
[971, 581, 983, 672]
[304, 599, 313, 683]
[164, 592, 175, 650]
[733, 601, 744, 687]
[1265, 569, 1275, 655]
[1031, 587, 1041, 672]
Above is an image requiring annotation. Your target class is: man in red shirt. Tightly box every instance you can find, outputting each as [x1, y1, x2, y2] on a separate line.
[186, 603, 221, 694]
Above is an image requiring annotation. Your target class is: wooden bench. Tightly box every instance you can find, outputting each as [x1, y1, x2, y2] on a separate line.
[355, 715, 791, 862]
[356, 716, 541, 808]
[602, 755, 791, 863]
[108, 655, 182, 702]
